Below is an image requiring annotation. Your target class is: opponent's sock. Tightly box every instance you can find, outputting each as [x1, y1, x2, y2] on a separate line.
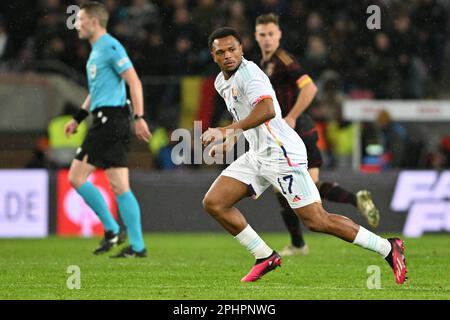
[319, 182, 357, 207]
[235, 225, 273, 259]
[280, 209, 305, 248]
[116, 190, 145, 252]
[76, 181, 119, 234]
[352, 226, 392, 258]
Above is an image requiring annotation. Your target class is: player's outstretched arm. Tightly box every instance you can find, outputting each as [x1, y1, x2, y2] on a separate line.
[284, 81, 317, 128]
[201, 98, 275, 147]
[121, 68, 152, 142]
[227, 98, 276, 131]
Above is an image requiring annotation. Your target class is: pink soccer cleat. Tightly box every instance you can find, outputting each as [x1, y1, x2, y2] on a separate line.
[386, 238, 408, 285]
[241, 251, 282, 282]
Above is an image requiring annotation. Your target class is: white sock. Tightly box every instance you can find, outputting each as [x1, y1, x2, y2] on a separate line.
[235, 224, 273, 259]
[352, 226, 392, 258]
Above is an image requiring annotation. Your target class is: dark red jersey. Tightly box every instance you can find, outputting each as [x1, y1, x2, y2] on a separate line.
[260, 48, 316, 137]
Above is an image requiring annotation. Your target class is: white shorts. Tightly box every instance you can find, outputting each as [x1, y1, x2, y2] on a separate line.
[221, 152, 321, 209]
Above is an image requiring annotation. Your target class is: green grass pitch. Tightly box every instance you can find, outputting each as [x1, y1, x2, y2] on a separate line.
[1, 233, 449, 299]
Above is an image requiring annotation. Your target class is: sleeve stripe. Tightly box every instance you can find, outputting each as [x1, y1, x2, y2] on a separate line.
[297, 75, 309, 82]
[252, 95, 273, 107]
[296, 75, 313, 89]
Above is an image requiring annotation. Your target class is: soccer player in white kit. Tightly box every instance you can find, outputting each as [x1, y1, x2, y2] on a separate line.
[202, 27, 407, 284]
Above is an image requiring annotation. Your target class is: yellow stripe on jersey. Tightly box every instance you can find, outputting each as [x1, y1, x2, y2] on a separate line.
[297, 75, 313, 89]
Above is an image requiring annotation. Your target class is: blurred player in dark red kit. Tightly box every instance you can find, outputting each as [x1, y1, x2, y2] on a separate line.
[255, 13, 380, 256]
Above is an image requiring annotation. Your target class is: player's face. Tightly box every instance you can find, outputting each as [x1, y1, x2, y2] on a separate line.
[210, 36, 243, 74]
[255, 23, 281, 54]
[76, 10, 95, 40]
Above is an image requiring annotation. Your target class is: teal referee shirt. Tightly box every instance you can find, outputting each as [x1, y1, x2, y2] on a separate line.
[86, 33, 133, 111]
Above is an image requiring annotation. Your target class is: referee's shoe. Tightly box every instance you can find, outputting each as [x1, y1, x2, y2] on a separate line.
[110, 246, 147, 258]
[93, 229, 126, 255]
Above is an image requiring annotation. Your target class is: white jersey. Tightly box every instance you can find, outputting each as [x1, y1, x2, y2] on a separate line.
[214, 57, 307, 166]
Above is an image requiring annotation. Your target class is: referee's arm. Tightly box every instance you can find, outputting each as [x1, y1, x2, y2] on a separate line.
[121, 68, 152, 142]
[81, 94, 91, 111]
[64, 94, 91, 137]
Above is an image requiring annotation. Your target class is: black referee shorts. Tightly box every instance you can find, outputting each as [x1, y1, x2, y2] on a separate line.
[75, 106, 132, 169]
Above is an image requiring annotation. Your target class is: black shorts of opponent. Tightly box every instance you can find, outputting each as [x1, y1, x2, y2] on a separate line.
[295, 113, 323, 169]
[75, 106, 132, 169]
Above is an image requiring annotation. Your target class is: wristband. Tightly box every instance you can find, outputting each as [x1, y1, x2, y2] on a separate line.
[134, 114, 145, 120]
[73, 109, 89, 124]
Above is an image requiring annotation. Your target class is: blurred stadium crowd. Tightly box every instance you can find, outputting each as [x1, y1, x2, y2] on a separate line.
[0, 0, 449, 170]
[1, 0, 448, 95]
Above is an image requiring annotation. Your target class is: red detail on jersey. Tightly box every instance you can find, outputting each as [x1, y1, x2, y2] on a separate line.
[252, 95, 273, 107]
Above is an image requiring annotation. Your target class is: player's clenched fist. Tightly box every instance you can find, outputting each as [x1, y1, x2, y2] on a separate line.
[201, 127, 226, 147]
[208, 138, 237, 157]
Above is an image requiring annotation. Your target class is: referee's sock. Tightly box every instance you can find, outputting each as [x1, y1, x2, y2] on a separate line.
[76, 181, 120, 234]
[116, 190, 145, 252]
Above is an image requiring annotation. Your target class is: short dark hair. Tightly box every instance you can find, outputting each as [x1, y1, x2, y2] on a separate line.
[208, 27, 242, 50]
[255, 13, 280, 26]
[81, 1, 109, 28]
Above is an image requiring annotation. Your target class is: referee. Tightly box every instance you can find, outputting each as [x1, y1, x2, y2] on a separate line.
[64, 2, 151, 258]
